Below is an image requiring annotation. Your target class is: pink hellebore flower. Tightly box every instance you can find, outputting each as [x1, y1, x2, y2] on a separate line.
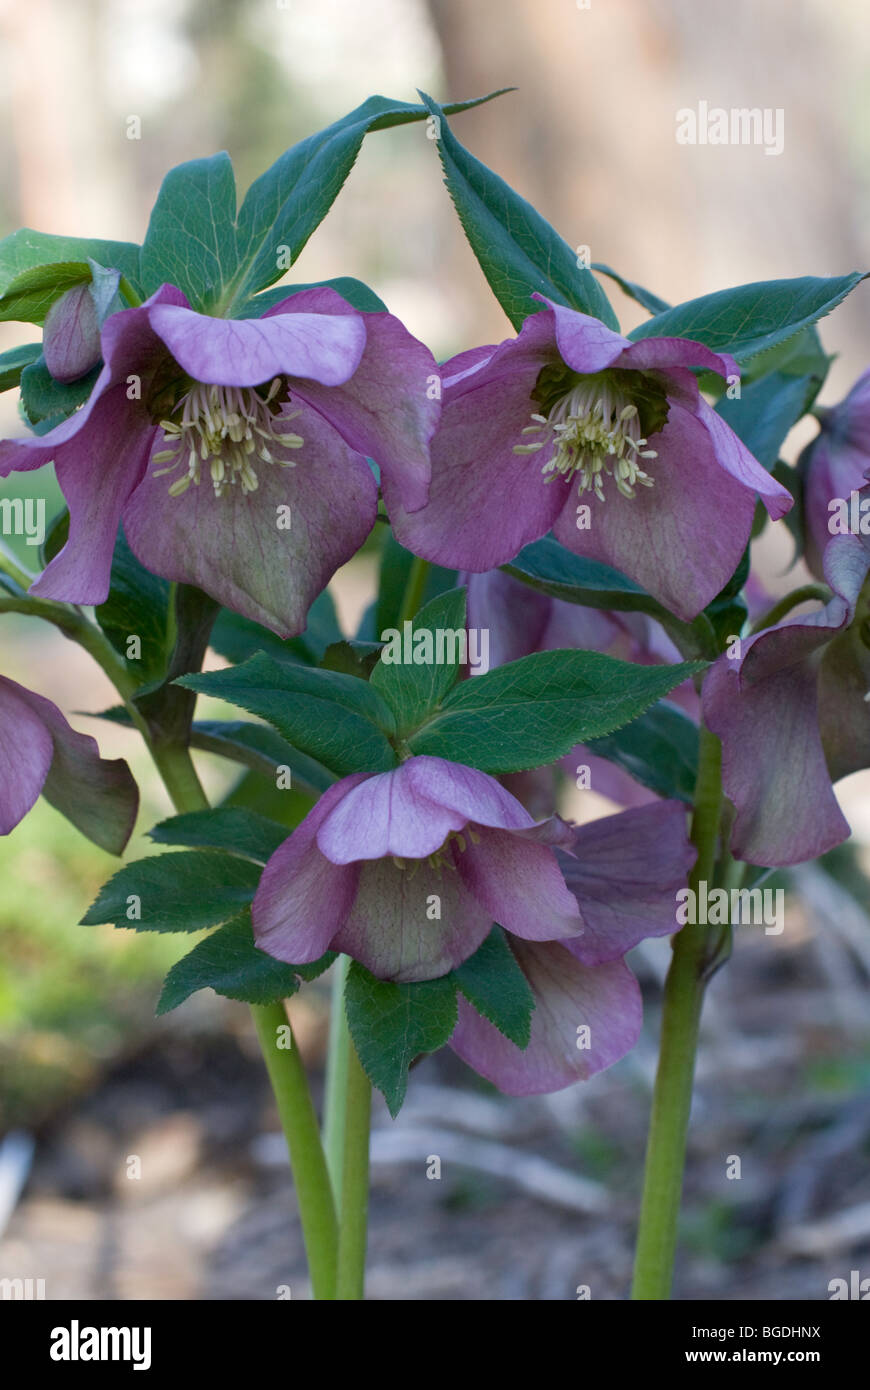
[0, 286, 438, 636]
[388, 297, 791, 621]
[800, 367, 870, 577]
[252, 753, 695, 1095]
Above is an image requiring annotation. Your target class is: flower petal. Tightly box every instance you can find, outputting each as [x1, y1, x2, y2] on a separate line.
[557, 801, 694, 964]
[0, 676, 138, 851]
[283, 289, 440, 513]
[123, 398, 378, 637]
[148, 301, 366, 388]
[693, 395, 792, 519]
[450, 939, 642, 1094]
[252, 778, 365, 963]
[457, 825, 583, 941]
[332, 853, 493, 981]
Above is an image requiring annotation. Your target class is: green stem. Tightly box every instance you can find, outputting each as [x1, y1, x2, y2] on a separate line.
[148, 738, 210, 814]
[631, 722, 725, 1300]
[0, 539, 35, 591]
[323, 953, 351, 1201]
[335, 1033, 372, 1300]
[749, 584, 831, 635]
[252, 1004, 339, 1301]
[396, 555, 430, 625]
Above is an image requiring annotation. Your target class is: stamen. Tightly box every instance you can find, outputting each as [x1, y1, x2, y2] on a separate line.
[152, 380, 304, 499]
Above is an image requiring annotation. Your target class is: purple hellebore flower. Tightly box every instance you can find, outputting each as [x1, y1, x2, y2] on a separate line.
[252, 751, 695, 1095]
[703, 520, 870, 866]
[0, 674, 137, 853]
[800, 368, 870, 577]
[387, 297, 791, 621]
[449, 800, 696, 1094]
[0, 285, 438, 636]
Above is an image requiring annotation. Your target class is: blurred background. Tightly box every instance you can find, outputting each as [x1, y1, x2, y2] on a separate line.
[1, 0, 869, 1300]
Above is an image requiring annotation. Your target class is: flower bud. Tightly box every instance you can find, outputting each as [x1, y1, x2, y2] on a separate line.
[42, 282, 101, 382]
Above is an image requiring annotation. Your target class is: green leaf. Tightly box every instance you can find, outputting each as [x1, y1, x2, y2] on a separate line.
[0, 261, 92, 325]
[188, 718, 336, 794]
[0, 342, 41, 391]
[451, 927, 534, 1048]
[417, 92, 617, 332]
[370, 587, 467, 734]
[94, 526, 172, 690]
[319, 639, 383, 679]
[716, 371, 821, 472]
[236, 276, 388, 319]
[210, 588, 342, 668]
[81, 849, 262, 932]
[147, 807, 288, 863]
[228, 91, 510, 308]
[156, 910, 333, 1014]
[177, 652, 398, 776]
[373, 531, 457, 635]
[140, 153, 239, 311]
[630, 273, 866, 365]
[0, 229, 140, 297]
[408, 650, 705, 772]
[19, 355, 99, 425]
[504, 536, 669, 620]
[591, 263, 670, 316]
[585, 700, 699, 803]
[344, 962, 458, 1117]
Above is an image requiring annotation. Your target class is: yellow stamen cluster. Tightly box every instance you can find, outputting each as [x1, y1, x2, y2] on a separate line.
[152, 378, 303, 499]
[391, 827, 482, 875]
[513, 377, 658, 501]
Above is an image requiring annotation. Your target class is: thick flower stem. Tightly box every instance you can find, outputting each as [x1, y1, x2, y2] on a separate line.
[252, 1003, 339, 1301]
[335, 1032, 372, 1300]
[631, 722, 724, 1300]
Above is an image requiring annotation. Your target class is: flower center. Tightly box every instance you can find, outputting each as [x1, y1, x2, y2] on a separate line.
[151, 378, 304, 499]
[513, 370, 661, 502]
[391, 827, 481, 875]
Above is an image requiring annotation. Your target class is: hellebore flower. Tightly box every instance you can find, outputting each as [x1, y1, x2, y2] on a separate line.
[800, 368, 870, 577]
[703, 522, 870, 866]
[0, 285, 438, 636]
[450, 799, 696, 1094]
[0, 674, 137, 853]
[388, 297, 791, 621]
[252, 754, 583, 983]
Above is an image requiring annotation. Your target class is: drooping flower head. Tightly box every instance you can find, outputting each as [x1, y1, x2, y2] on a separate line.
[704, 516, 870, 865]
[0, 675, 138, 853]
[0, 285, 438, 636]
[388, 298, 791, 621]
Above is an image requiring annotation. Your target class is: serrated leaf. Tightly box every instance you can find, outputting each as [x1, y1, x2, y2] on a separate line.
[236, 276, 388, 319]
[451, 927, 534, 1048]
[156, 910, 333, 1013]
[407, 650, 704, 772]
[630, 273, 866, 365]
[0, 342, 41, 391]
[418, 92, 617, 332]
[177, 652, 398, 776]
[147, 807, 288, 863]
[140, 153, 239, 311]
[370, 587, 467, 734]
[209, 588, 342, 668]
[344, 962, 457, 1117]
[586, 700, 699, 803]
[0, 230, 140, 297]
[81, 849, 261, 932]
